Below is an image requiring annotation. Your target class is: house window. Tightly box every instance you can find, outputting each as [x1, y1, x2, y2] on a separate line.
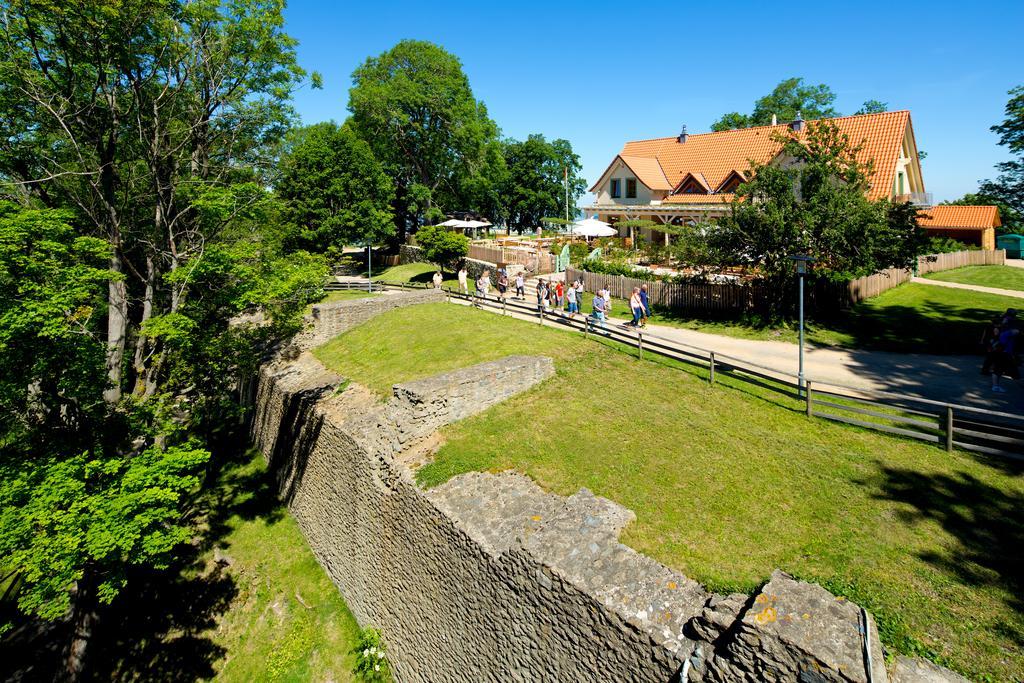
[626, 178, 637, 199]
[610, 179, 621, 199]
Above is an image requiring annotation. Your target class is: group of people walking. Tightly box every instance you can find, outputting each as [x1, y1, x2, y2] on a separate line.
[440, 262, 657, 333]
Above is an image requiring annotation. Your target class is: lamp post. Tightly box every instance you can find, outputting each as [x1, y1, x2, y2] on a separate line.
[790, 255, 815, 395]
[364, 242, 373, 293]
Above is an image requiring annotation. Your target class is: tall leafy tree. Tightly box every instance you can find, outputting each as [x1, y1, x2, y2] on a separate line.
[277, 122, 395, 257]
[0, 0, 314, 401]
[709, 122, 926, 318]
[711, 77, 840, 131]
[970, 85, 1024, 235]
[499, 134, 585, 233]
[855, 99, 889, 115]
[348, 40, 501, 241]
[0, 2, 325, 677]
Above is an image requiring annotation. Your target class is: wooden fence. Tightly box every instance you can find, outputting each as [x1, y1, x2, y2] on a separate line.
[469, 243, 557, 274]
[845, 249, 1005, 304]
[566, 266, 767, 314]
[917, 248, 1004, 274]
[426, 281, 1024, 461]
[570, 249, 1007, 314]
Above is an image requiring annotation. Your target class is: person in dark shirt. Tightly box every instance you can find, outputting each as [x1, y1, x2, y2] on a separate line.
[991, 325, 1020, 393]
[639, 284, 651, 328]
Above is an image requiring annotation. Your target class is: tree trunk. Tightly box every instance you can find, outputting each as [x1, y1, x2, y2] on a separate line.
[62, 570, 98, 683]
[103, 250, 128, 404]
[132, 254, 156, 397]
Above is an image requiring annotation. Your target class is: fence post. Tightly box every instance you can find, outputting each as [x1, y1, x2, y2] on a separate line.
[709, 352, 715, 384]
[637, 331, 643, 359]
[945, 405, 954, 452]
[502, 298, 507, 316]
[584, 316, 589, 339]
[539, 306, 544, 325]
[805, 381, 813, 418]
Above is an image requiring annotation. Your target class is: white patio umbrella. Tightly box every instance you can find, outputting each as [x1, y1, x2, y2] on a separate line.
[571, 217, 616, 238]
[437, 219, 464, 227]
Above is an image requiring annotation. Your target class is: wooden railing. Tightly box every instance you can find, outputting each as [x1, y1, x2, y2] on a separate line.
[396, 280, 1024, 462]
[568, 249, 1007, 312]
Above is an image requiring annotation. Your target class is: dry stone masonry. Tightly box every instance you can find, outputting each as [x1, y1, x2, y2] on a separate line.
[247, 291, 967, 683]
[296, 287, 443, 349]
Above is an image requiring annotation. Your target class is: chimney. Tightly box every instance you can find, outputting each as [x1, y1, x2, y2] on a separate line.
[678, 125, 688, 143]
[791, 110, 805, 133]
[771, 113, 778, 126]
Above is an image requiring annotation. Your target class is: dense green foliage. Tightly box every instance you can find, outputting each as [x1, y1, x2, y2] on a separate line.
[415, 225, 469, 273]
[711, 77, 840, 131]
[0, 1, 326, 677]
[711, 78, 890, 132]
[277, 122, 395, 256]
[854, 99, 888, 115]
[955, 85, 1024, 235]
[498, 135, 585, 232]
[348, 40, 503, 240]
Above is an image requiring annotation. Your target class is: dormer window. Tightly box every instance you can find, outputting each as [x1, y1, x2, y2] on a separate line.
[626, 178, 637, 198]
[610, 179, 621, 198]
[716, 170, 746, 194]
[679, 178, 707, 194]
[673, 172, 711, 196]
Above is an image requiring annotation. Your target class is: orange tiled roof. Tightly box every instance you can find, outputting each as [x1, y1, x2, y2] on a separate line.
[592, 111, 913, 202]
[663, 193, 735, 204]
[917, 205, 1001, 229]
[618, 155, 672, 191]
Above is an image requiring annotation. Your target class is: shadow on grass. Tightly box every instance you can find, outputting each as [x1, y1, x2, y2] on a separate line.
[865, 463, 1024, 647]
[820, 301, 997, 356]
[0, 443, 285, 683]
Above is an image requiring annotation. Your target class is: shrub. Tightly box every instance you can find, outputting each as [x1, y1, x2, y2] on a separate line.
[352, 627, 392, 682]
[925, 236, 979, 254]
[415, 225, 469, 273]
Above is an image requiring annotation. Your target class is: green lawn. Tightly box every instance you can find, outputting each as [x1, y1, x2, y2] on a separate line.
[83, 451, 364, 683]
[316, 303, 1023, 682]
[200, 453, 362, 682]
[307, 289, 381, 313]
[924, 264, 1024, 292]
[578, 283, 1019, 354]
[373, 262, 437, 284]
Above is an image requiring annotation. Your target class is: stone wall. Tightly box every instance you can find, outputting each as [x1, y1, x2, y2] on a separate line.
[297, 288, 444, 349]
[251, 296, 961, 683]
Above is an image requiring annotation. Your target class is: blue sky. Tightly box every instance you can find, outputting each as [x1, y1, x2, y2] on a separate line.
[285, 0, 1023, 205]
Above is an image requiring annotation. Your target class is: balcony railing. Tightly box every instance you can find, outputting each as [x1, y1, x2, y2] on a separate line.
[895, 192, 933, 207]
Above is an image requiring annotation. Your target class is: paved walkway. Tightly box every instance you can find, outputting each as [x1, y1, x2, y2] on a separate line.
[491, 274, 1023, 411]
[911, 276, 1024, 299]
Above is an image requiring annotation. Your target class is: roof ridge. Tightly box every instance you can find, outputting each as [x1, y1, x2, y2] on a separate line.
[621, 110, 910, 144]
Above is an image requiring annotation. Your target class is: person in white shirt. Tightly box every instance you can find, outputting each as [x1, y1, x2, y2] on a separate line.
[457, 267, 469, 294]
[515, 273, 525, 299]
[565, 281, 578, 317]
[601, 284, 612, 314]
[629, 287, 644, 326]
[432, 271, 443, 289]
